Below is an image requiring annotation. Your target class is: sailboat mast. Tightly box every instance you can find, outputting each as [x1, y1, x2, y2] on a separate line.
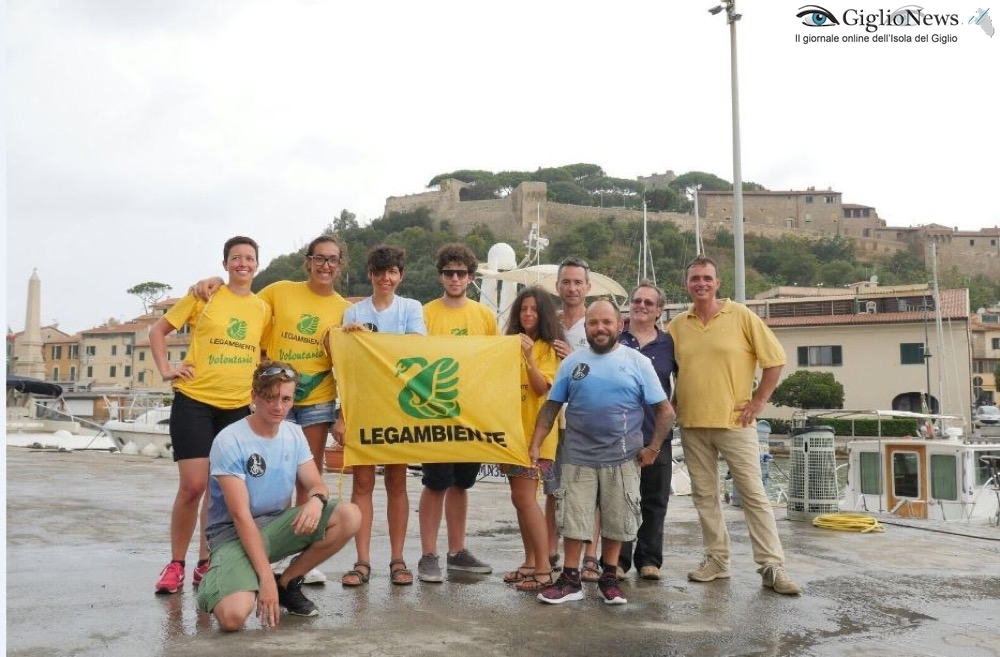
[931, 241, 946, 415]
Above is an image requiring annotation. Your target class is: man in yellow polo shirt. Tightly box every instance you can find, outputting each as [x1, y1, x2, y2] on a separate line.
[668, 255, 801, 596]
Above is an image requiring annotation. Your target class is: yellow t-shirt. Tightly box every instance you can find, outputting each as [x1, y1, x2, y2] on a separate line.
[667, 298, 785, 429]
[423, 298, 499, 337]
[164, 287, 271, 409]
[522, 339, 560, 460]
[257, 280, 352, 405]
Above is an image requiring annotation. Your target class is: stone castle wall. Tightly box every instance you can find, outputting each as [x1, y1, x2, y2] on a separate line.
[383, 180, 991, 278]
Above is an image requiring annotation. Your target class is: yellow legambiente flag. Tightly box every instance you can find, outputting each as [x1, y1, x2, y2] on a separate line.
[329, 331, 529, 468]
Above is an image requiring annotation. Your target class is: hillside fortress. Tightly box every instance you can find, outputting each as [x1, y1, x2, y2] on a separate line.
[385, 179, 1000, 279]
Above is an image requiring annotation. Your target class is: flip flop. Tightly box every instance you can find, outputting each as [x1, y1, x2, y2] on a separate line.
[341, 561, 371, 587]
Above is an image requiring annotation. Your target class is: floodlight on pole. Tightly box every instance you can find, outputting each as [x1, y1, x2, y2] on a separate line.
[710, 0, 746, 302]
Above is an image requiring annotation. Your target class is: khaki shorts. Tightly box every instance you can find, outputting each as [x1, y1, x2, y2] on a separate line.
[197, 500, 337, 613]
[554, 461, 641, 542]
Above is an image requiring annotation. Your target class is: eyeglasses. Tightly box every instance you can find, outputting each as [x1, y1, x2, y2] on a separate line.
[259, 365, 297, 379]
[439, 269, 469, 278]
[307, 255, 342, 267]
[631, 298, 658, 308]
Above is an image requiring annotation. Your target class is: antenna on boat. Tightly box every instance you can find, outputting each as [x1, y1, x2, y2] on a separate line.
[521, 214, 548, 269]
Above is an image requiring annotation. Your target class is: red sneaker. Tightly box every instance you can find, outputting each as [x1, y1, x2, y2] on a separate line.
[155, 561, 185, 594]
[192, 561, 210, 587]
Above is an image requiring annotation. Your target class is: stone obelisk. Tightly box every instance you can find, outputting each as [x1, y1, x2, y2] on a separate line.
[14, 269, 47, 379]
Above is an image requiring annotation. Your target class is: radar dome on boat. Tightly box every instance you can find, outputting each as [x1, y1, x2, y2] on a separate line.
[487, 243, 517, 271]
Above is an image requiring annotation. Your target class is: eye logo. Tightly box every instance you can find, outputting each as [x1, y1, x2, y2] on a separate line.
[395, 356, 460, 420]
[227, 318, 248, 340]
[297, 313, 320, 335]
[888, 5, 924, 25]
[797, 4, 840, 27]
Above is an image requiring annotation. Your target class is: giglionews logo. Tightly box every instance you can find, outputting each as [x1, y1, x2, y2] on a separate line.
[395, 356, 460, 420]
[794, 5, 993, 41]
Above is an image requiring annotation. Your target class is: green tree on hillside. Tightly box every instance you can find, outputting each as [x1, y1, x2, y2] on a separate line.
[668, 171, 732, 192]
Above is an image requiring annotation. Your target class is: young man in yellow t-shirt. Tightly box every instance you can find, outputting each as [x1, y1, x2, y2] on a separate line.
[417, 243, 498, 583]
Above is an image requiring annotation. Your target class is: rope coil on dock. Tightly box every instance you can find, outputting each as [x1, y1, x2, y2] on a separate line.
[812, 513, 885, 533]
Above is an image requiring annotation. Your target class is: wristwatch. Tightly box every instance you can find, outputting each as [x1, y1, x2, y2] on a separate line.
[311, 492, 328, 505]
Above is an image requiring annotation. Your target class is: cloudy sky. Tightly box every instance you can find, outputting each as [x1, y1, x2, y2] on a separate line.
[5, 1, 998, 335]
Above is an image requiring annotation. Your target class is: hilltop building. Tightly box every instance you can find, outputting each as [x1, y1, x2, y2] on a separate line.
[385, 179, 1000, 280]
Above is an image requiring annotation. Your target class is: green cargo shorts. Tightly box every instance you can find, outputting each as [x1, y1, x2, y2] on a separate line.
[197, 500, 337, 613]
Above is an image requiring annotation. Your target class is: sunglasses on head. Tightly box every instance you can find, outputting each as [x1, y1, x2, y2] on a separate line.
[259, 365, 297, 379]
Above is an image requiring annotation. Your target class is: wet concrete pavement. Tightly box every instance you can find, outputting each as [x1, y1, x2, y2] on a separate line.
[5, 447, 1000, 657]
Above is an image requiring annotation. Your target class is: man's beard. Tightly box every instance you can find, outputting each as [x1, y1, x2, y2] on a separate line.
[587, 332, 618, 354]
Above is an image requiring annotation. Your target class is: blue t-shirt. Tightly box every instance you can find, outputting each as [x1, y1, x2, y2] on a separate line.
[343, 296, 426, 335]
[619, 327, 676, 445]
[205, 417, 312, 549]
[549, 345, 667, 466]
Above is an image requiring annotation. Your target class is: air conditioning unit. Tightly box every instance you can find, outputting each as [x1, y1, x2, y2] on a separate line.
[866, 301, 877, 314]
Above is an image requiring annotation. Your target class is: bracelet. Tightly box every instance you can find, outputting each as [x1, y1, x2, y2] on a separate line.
[644, 446, 660, 453]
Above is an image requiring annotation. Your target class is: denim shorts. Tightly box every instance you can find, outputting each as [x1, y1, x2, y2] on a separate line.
[286, 401, 337, 428]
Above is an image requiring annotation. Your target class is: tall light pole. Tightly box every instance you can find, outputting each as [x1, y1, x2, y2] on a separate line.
[710, 0, 745, 302]
[687, 184, 703, 255]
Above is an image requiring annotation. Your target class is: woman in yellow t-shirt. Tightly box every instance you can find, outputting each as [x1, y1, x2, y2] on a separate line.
[500, 286, 565, 592]
[192, 235, 352, 499]
[149, 236, 271, 595]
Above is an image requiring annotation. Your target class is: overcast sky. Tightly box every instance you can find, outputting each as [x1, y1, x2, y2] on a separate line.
[5, 1, 998, 335]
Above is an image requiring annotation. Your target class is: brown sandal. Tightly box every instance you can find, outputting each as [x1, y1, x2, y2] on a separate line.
[341, 561, 371, 587]
[390, 559, 413, 586]
[503, 565, 534, 584]
[581, 556, 601, 583]
[516, 571, 554, 592]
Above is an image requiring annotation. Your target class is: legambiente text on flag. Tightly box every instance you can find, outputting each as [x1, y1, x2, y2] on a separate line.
[329, 331, 529, 467]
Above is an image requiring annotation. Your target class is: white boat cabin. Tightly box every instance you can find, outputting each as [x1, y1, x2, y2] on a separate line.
[842, 434, 1000, 524]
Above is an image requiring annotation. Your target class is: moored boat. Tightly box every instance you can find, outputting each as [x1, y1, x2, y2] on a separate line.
[6, 375, 119, 452]
[830, 410, 1000, 525]
[102, 404, 172, 457]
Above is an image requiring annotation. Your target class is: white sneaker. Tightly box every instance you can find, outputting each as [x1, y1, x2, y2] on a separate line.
[273, 556, 326, 585]
[301, 567, 327, 585]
